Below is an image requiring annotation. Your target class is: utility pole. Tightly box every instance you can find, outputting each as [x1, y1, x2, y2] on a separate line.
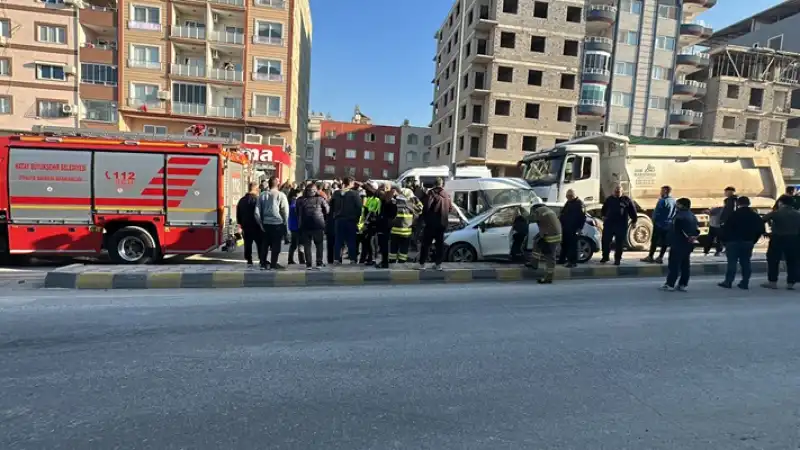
[449, 0, 467, 177]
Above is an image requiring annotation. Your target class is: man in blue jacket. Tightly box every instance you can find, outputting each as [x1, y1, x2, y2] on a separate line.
[642, 185, 676, 264]
[661, 197, 700, 292]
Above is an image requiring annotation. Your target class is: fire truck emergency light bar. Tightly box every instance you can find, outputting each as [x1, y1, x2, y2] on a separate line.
[29, 126, 240, 146]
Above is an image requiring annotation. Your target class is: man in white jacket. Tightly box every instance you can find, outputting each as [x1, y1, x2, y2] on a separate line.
[254, 176, 290, 270]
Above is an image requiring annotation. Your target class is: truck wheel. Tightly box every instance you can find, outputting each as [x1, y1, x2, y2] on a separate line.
[108, 226, 158, 264]
[626, 216, 652, 251]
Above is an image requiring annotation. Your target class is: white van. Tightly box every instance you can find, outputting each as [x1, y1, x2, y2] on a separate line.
[444, 178, 542, 219]
[396, 165, 492, 188]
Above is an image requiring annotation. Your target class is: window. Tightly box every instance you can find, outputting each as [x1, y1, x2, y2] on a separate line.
[644, 127, 664, 137]
[492, 133, 508, 149]
[345, 149, 357, 159]
[36, 64, 65, 81]
[566, 6, 582, 22]
[143, 125, 167, 135]
[652, 66, 672, 81]
[385, 135, 396, 144]
[727, 85, 740, 99]
[581, 84, 606, 102]
[37, 25, 66, 44]
[655, 36, 676, 51]
[500, 32, 515, 48]
[363, 168, 372, 177]
[384, 152, 395, 163]
[487, 207, 520, 228]
[130, 45, 160, 69]
[325, 131, 336, 139]
[81, 63, 117, 86]
[648, 96, 668, 109]
[525, 103, 540, 119]
[172, 82, 205, 107]
[497, 66, 513, 82]
[132, 6, 160, 25]
[345, 167, 356, 176]
[0, 58, 9, 76]
[749, 88, 764, 108]
[252, 94, 281, 117]
[561, 74, 576, 90]
[745, 118, 759, 140]
[618, 30, 638, 46]
[423, 135, 432, 146]
[557, 106, 572, 122]
[503, 0, 518, 14]
[584, 52, 609, 71]
[658, 4, 677, 19]
[768, 35, 783, 50]
[37, 99, 66, 118]
[522, 136, 537, 152]
[495, 99, 511, 116]
[83, 100, 117, 122]
[614, 61, 635, 76]
[0, 19, 9, 38]
[530, 36, 546, 53]
[533, 1, 548, 18]
[528, 69, 543, 86]
[620, 0, 642, 14]
[130, 83, 159, 108]
[406, 152, 416, 163]
[564, 40, 579, 56]
[447, 115, 453, 128]
[382, 169, 390, 178]
[460, 105, 467, 120]
[0, 96, 10, 114]
[346, 132, 355, 141]
[325, 147, 336, 157]
[324, 165, 336, 174]
[611, 92, 632, 107]
[255, 21, 284, 45]
[254, 58, 282, 81]
[364, 133, 376, 142]
[407, 134, 418, 145]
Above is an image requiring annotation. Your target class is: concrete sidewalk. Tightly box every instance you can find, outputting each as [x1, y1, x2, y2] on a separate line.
[44, 257, 769, 290]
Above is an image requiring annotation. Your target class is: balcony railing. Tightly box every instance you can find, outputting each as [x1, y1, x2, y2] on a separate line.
[579, 99, 606, 107]
[574, 130, 603, 138]
[209, 30, 244, 45]
[127, 59, 161, 70]
[254, 0, 285, 7]
[127, 98, 164, 109]
[171, 63, 206, 78]
[582, 67, 611, 76]
[584, 36, 613, 45]
[679, 47, 710, 58]
[171, 25, 206, 40]
[208, 105, 243, 118]
[173, 102, 207, 116]
[252, 35, 284, 46]
[676, 79, 707, 89]
[671, 109, 703, 118]
[252, 72, 283, 82]
[81, 41, 117, 50]
[209, 0, 244, 6]
[128, 20, 161, 31]
[251, 109, 283, 118]
[209, 67, 244, 82]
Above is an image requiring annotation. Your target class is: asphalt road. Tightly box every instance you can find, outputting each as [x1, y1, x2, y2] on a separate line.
[1, 278, 799, 449]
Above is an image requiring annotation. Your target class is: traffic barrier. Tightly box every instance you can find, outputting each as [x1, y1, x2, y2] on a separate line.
[43, 261, 769, 290]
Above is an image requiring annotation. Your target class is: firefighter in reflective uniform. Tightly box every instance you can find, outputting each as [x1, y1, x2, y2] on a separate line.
[529, 204, 563, 284]
[358, 181, 382, 265]
[389, 185, 416, 264]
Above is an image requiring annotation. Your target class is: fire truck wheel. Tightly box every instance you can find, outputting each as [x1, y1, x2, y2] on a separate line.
[108, 226, 158, 264]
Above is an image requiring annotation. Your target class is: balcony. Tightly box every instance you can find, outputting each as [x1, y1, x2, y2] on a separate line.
[128, 20, 161, 32]
[209, 67, 244, 82]
[127, 59, 162, 70]
[252, 35, 284, 46]
[80, 6, 116, 28]
[171, 63, 206, 78]
[679, 22, 713, 47]
[254, 0, 286, 8]
[208, 105, 242, 118]
[475, 4, 498, 31]
[683, 0, 716, 16]
[676, 48, 710, 72]
[173, 102, 207, 116]
[251, 109, 283, 118]
[586, 5, 616, 30]
[209, 30, 245, 45]
[577, 99, 606, 117]
[127, 98, 165, 110]
[669, 109, 703, 128]
[471, 72, 490, 96]
[474, 39, 494, 63]
[252, 72, 283, 82]
[673, 79, 707, 100]
[171, 25, 206, 40]
[584, 36, 613, 53]
[80, 43, 116, 65]
[574, 130, 603, 139]
[581, 67, 611, 85]
[209, 0, 244, 6]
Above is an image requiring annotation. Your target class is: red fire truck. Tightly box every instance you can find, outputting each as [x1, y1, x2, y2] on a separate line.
[0, 127, 251, 264]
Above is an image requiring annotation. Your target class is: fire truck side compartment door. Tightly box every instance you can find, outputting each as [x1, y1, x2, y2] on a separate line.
[93, 152, 166, 212]
[8, 148, 92, 224]
[165, 154, 219, 226]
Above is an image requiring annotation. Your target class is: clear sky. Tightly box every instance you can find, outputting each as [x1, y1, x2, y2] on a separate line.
[308, 0, 785, 127]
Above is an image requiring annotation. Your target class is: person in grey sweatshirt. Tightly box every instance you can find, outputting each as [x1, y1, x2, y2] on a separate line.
[254, 176, 290, 270]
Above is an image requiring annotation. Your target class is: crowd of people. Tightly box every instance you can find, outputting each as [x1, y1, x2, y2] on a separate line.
[235, 176, 453, 272]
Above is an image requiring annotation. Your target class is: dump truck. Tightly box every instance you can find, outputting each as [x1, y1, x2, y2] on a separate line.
[0, 127, 252, 264]
[518, 133, 785, 250]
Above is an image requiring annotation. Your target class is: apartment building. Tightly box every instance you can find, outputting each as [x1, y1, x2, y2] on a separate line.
[304, 110, 327, 179]
[0, 0, 311, 181]
[429, 0, 584, 176]
[399, 122, 432, 172]
[576, 0, 716, 139]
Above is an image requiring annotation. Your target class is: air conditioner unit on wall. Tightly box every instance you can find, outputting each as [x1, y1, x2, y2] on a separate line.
[244, 134, 263, 144]
[244, 127, 256, 134]
[0, 37, 7, 47]
[61, 104, 76, 116]
[207, 127, 218, 136]
[157, 90, 170, 100]
[64, 65, 76, 75]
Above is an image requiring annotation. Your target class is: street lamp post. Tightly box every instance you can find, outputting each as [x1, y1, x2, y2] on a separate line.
[449, 0, 468, 177]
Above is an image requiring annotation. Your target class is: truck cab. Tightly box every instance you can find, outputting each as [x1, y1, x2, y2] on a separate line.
[520, 144, 601, 207]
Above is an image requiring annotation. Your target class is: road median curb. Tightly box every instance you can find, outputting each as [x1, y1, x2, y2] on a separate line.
[43, 261, 768, 290]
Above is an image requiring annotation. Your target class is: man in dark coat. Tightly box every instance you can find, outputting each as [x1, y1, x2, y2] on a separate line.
[762, 195, 800, 290]
[558, 189, 585, 268]
[718, 196, 765, 290]
[236, 182, 262, 266]
[600, 185, 637, 265]
[296, 183, 329, 270]
[661, 198, 700, 292]
[418, 177, 453, 270]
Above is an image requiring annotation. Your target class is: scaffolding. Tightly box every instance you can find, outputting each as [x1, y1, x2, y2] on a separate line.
[710, 45, 800, 84]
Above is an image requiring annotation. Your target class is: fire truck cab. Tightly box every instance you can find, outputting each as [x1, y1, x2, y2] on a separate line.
[0, 127, 252, 264]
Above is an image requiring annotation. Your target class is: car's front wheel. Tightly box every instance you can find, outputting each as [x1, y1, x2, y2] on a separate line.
[447, 243, 478, 263]
[577, 236, 594, 263]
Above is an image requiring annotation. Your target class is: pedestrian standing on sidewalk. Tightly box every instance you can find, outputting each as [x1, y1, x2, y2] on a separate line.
[600, 185, 637, 265]
[558, 189, 585, 268]
[236, 182, 262, 267]
[418, 177, 452, 271]
[704, 206, 724, 256]
[254, 176, 289, 270]
[374, 185, 393, 269]
[642, 185, 675, 264]
[296, 183, 329, 270]
[717, 196, 765, 290]
[287, 189, 305, 265]
[330, 177, 362, 264]
[661, 198, 700, 292]
[774, 186, 800, 211]
[761, 195, 800, 290]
